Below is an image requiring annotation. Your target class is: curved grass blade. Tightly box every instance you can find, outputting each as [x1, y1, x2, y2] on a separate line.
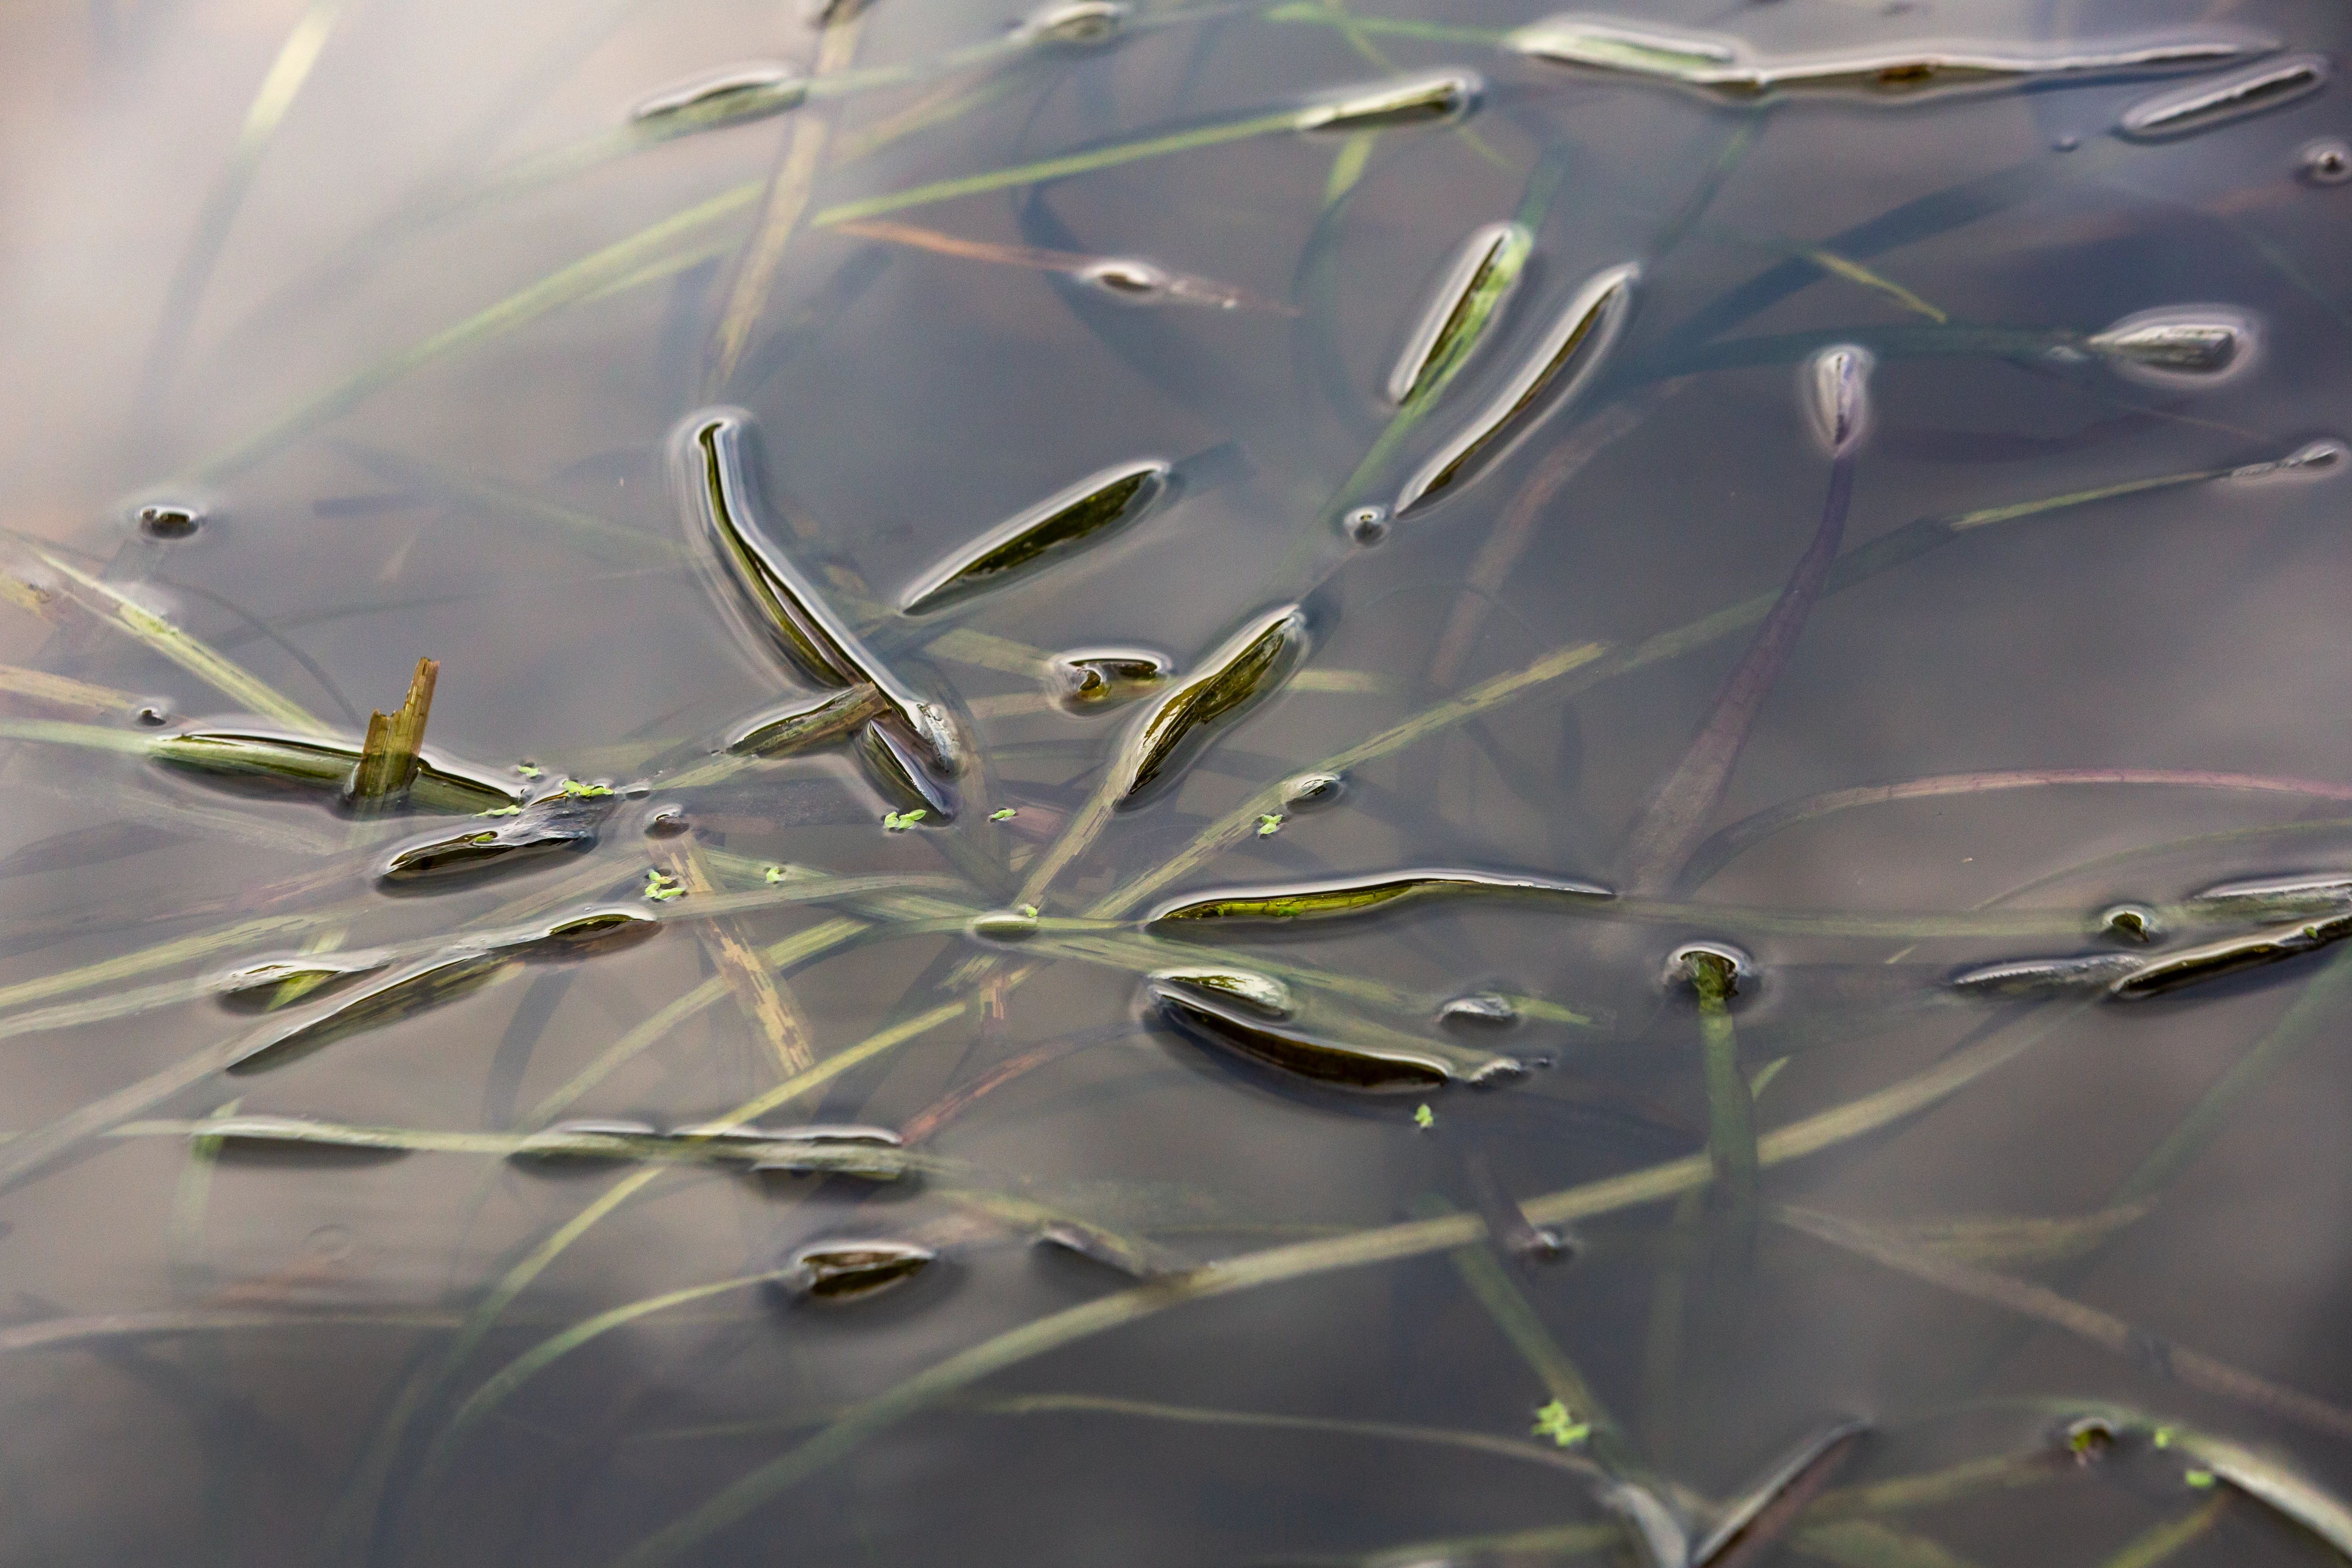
[704, 15, 865, 392]
[137, 0, 351, 408]
[898, 459, 1170, 613]
[1148, 868, 1611, 927]
[1776, 1206, 2352, 1441]
[1393, 262, 1637, 516]
[2108, 911, 2352, 1000]
[20, 546, 324, 730]
[1016, 603, 1308, 906]
[1679, 768, 2352, 894]
[678, 410, 961, 774]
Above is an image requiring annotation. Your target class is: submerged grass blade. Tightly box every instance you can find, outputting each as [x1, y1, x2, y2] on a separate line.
[1147, 869, 1611, 927]
[1776, 1206, 2352, 1440]
[1019, 604, 1307, 906]
[194, 182, 761, 481]
[1679, 768, 2352, 894]
[658, 841, 816, 1075]
[22, 546, 324, 729]
[606, 1006, 2069, 1565]
[1619, 347, 1869, 889]
[413, 1270, 780, 1497]
[137, 0, 350, 407]
[705, 16, 865, 392]
[810, 109, 1305, 229]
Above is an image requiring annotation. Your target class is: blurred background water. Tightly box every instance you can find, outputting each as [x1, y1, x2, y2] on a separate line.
[1, 0, 2350, 1563]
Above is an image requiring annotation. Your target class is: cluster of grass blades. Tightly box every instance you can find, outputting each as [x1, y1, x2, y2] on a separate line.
[7, 2, 2352, 1566]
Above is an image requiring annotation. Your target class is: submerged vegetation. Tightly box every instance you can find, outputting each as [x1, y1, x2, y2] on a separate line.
[2, 0, 2351, 1565]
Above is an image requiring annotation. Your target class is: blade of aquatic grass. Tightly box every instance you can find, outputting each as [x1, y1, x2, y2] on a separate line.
[1696, 965, 1757, 1214]
[972, 1391, 1610, 1477]
[19, 546, 324, 728]
[0, 664, 135, 715]
[0, 1308, 471, 1355]
[1620, 409, 1860, 891]
[808, 109, 1305, 229]
[1445, 1232, 1620, 1447]
[332, 443, 680, 566]
[519, 917, 865, 1127]
[1640, 1185, 1706, 1461]
[1796, 1519, 1983, 1568]
[2113, 946, 2352, 1206]
[1775, 1205, 2352, 1440]
[660, 842, 817, 1075]
[0, 717, 161, 759]
[166, 1099, 239, 1297]
[137, 0, 350, 408]
[192, 181, 762, 481]
[1094, 457, 2251, 920]
[704, 16, 866, 393]
[412, 1270, 783, 1497]
[338, 991, 977, 1551]
[1428, 390, 1674, 685]
[606, 1005, 2070, 1565]
[1809, 1452, 2069, 1520]
[1680, 770, 2352, 895]
[1260, 5, 1508, 47]
[831, 67, 1033, 165]
[0, 856, 642, 1193]
[2097, 1497, 2230, 1568]
[1805, 249, 1949, 323]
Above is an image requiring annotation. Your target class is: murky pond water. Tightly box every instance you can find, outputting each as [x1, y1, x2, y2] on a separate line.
[2, 0, 2350, 1563]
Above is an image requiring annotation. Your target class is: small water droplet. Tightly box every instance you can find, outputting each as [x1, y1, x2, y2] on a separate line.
[2053, 133, 2079, 151]
[2101, 904, 2160, 943]
[1343, 505, 1389, 544]
[642, 803, 690, 837]
[1667, 940, 1751, 998]
[137, 502, 202, 539]
[2300, 138, 2352, 184]
[133, 703, 171, 727]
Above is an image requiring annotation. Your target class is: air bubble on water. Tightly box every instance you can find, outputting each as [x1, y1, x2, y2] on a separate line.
[133, 703, 171, 727]
[642, 803, 689, 837]
[2300, 139, 2352, 185]
[2100, 904, 2161, 943]
[1343, 505, 1389, 544]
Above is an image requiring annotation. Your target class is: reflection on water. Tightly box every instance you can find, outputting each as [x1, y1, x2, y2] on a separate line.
[1, 0, 2350, 1562]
